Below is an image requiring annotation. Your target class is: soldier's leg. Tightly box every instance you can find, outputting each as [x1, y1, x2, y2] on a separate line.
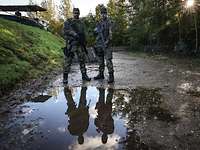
[94, 48, 105, 80]
[95, 88, 105, 112]
[63, 55, 73, 84]
[64, 87, 76, 114]
[76, 47, 91, 81]
[106, 88, 114, 104]
[98, 88, 105, 103]
[105, 48, 114, 83]
[79, 87, 87, 108]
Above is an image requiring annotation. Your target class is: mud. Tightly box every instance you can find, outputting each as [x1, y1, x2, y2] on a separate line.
[0, 51, 200, 150]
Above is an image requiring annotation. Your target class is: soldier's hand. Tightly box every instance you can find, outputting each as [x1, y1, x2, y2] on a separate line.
[105, 40, 110, 48]
[109, 36, 112, 42]
[73, 33, 79, 40]
[70, 31, 79, 40]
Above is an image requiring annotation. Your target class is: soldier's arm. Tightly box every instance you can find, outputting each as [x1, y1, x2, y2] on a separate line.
[81, 20, 87, 43]
[109, 20, 113, 41]
[63, 19, 77, 39]
[104, 20, 113, 46]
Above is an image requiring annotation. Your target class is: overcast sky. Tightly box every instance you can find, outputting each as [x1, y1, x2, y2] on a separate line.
[0, 0, 109, 16]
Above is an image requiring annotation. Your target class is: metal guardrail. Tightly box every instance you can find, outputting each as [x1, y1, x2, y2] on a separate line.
[0, 14, 44, 29]
[0, 5, 46, 12]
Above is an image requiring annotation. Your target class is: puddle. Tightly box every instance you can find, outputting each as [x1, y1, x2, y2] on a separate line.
[1, 86, 198, 150]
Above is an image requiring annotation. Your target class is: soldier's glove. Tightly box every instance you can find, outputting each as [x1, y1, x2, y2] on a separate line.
[71, 32, 79, 40]
[69, 31, 79, 40]
[105, 40, 110, 48]
[93, 27, 99, 36]
[74, 34, 79, 40]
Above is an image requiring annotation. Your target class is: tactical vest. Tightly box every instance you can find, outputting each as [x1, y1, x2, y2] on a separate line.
[68, 18, 85, 43]
[99, 19, 110, 41]
[68, 19, 84, 35]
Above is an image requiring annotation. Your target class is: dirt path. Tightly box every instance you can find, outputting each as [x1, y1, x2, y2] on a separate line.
[0, 51, 200, 150]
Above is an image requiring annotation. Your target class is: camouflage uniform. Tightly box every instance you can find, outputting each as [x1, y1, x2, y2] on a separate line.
[94, 7, 114, 83]
[94, 20, 114, 73]
[63, 8, 91, 84]
[94, 88, 114, 144]
[64, 86, 89, 145]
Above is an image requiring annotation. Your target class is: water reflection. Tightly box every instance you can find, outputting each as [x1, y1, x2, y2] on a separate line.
[94, 88, 114, 144]
[64, 86, 89, 145]
[113, 87, 179, 149]
[113, 87, 178, 122]
[62, 86, 178, 149]
[2, 86, 199, 150]
[30, 95, 52, 103]
[64, 87, 116, 145]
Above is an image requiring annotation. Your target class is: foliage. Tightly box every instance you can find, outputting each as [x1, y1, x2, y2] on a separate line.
[107, 0, 129, 46]
[37, 0, 65, 35]
[78, 0, 199, 53]
[95, 4, 104, 22]
[27, 0, 36, 18]
[38, 0, 55, 22]
[59, 0, 72, 20]
[126, 0, 200, 53]
[81, 13, 96, 47]
[0, 18, 64, 93]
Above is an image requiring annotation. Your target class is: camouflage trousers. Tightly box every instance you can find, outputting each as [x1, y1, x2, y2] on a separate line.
[95, 47, 114, 74]
[64, 45, 87, 74]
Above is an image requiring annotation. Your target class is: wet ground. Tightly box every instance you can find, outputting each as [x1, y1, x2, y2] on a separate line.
[0, 52, 200, 150]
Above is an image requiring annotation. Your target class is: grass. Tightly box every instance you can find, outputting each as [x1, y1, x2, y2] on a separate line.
[0, 18, 65, 94]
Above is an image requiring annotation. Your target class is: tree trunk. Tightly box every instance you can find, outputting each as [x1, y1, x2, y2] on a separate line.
[193, 13, 198, 52]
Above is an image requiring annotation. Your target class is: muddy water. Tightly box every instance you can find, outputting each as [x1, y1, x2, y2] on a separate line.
[0, 86, 200, 150]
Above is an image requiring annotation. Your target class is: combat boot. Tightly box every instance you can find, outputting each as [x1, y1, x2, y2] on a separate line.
[108, 72, 114, 83]
[82, 73, 91, 81]
[94, 72, 104, 80]
[63, 73, 68, 84]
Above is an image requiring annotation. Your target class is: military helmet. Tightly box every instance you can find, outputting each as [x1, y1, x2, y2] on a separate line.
[100, 6, 107, 14]
[73, 8, 80, 14]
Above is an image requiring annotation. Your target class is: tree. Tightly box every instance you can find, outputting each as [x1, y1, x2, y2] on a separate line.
[27, 0, 36, 18]
[38, 0, 55, 22]
[38, 0, 64, 35]
[82, 13, 96, 46]
[95, 4, 104, 21]
[126, 0, 179, 50]
[59, 0, 72, 20]
[125, 0, 200, 53]
[107, 0, 128, 46]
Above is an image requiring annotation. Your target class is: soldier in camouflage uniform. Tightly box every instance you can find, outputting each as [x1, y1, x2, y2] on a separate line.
[94, 88, 114, 144]
[64, 86, 89, 145]
[63, 8, 91, 84]
[93, 6, 114, 83]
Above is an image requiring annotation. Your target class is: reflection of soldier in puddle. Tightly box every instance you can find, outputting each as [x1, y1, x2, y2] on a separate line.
[64, 86, 89, 145]
[94, 88, 114, 144]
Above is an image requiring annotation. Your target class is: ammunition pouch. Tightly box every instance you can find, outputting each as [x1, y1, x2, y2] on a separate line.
[63, 46, 74, 57]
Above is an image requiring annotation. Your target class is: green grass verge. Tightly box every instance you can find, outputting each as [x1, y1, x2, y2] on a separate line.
[0, 18, 64, 93]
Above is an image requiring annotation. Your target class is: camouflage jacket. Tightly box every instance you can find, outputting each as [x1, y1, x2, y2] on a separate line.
[63, 18, 86, 44]
[95, 18, 112, 47]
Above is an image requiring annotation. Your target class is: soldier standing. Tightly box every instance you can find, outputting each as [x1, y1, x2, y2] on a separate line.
[93, 6, 114, 83]
[63, 8, 91, 84]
